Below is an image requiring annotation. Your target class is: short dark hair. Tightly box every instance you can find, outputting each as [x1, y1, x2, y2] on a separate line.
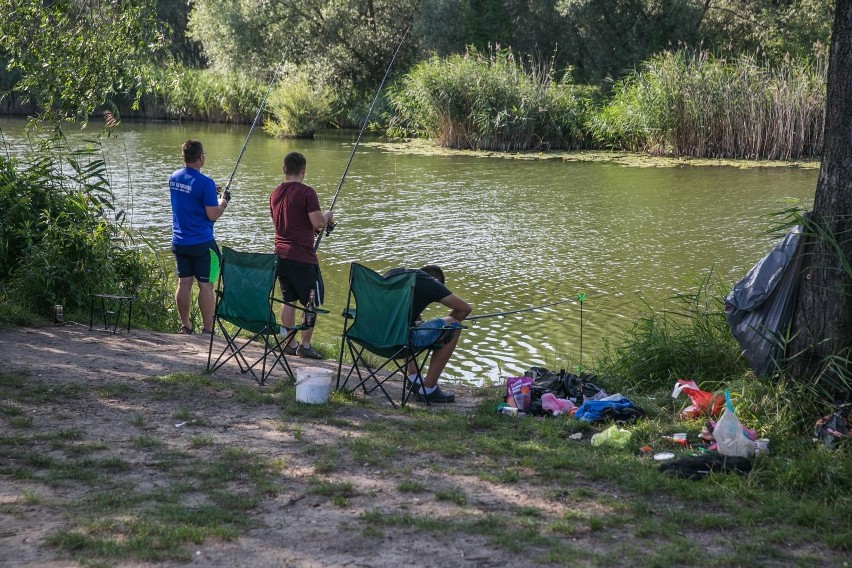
[284, 152, 307, 175]
[182, 140, 203, 163]
[420, 264, 445, 284]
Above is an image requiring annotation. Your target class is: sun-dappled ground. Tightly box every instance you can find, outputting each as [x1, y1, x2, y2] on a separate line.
[0, 325, 848, 567]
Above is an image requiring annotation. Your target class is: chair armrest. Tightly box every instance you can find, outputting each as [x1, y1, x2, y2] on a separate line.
[272, 297, 330, 315]
[342, 308, 357, 319]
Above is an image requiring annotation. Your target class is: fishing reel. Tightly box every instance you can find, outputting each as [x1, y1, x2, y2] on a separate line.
[324, 221, 336, 236]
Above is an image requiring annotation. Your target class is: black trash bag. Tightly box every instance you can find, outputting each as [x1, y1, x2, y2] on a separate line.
[659, 454, 752, 481]
[525, 366, 600, 404]
[725, 225, 805, 377]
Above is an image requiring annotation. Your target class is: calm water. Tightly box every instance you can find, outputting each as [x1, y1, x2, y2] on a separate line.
[0, 119, 817, 383]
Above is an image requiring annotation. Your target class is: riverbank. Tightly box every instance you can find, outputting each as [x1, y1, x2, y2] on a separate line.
[365, 138, 822, 169]
[1, 324, 848, 567]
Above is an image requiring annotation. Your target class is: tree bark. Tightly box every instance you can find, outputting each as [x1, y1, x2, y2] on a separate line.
[788, 0, 852, 383]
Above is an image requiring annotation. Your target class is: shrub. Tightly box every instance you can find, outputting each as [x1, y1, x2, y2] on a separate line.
[388, 48, 587, 151]
[263, 77, 335, 138]
[0, 134, 172, 328]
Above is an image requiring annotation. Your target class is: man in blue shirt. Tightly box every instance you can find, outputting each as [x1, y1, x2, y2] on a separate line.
[169, 140, 229, 334]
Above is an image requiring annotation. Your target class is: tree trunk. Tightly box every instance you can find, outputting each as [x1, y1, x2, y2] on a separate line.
[788, 0, 852, 383]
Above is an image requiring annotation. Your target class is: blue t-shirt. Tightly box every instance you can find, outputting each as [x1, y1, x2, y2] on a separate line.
[169, 167, 219, 245]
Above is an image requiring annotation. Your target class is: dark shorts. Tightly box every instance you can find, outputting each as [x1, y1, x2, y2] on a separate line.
[277, 258, 324, 306]
[172, 240, 221, 283]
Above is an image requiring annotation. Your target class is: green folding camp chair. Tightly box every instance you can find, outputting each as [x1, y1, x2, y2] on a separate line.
[206, 247, 298, 385]
[336, 263, 461, 407]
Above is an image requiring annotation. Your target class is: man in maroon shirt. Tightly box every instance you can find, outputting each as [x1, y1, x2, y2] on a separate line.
[270, 152, 334, 359]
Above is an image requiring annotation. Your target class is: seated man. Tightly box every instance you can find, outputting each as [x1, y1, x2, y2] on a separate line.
[383, 265, 471, 403]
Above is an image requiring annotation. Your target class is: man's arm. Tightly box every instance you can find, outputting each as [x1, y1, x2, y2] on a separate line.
[309, 210, 334, 232]
[206, 197, 228, 221]
[439, 294, 471, 322]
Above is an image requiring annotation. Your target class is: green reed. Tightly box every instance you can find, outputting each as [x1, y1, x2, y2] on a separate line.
[0, 133, 172, 329]
[139, 65, 265, 123]
[388, 47, 586, 151]
[589, 50, 826, 160]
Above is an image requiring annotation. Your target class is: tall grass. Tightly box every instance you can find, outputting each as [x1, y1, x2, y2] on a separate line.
[596, 268, 851, 439]
[589, 50, 826, 159]
[263, 77, 336, 139]
[131, 65, 266, 123]
[596, 272, 747, 396]
[388, 48, 587, 151]
[0, 133, 172, 329]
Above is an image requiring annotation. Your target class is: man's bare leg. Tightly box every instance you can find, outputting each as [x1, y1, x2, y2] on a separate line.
[175, 276, 194, 330]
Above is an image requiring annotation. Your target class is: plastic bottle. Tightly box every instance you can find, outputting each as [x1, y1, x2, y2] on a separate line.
[302, 290, 317, 328]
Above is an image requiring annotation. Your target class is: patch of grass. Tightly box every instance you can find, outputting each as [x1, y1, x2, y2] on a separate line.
[188, 434, 214, 448]
[8, 415, 34, 427]
[95, 383, 134, 399]
[310, 480, 355, 497]
[129, 413, 145, 427]
[397, 480, 426, 493]
[312, 447, 341, 474]
[232, 385, 277, 405]
[1, 401, 25, 416]
[434, 487, 467, 506]
[133, 435, 163, 449]
[348, 436, 395, 466]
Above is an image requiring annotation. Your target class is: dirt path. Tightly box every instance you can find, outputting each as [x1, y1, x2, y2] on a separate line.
[0, 325, 518, 568]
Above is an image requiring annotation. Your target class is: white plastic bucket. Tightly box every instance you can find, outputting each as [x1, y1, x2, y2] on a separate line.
[295, 367, 333, 404]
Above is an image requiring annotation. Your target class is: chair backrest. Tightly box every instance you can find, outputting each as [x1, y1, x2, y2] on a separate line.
[217, 247, 278, 334]
[347, 263, 415, 351]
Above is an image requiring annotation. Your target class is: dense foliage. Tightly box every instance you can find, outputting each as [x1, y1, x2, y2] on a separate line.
[589, 50, 827, 159]
[389, 49, 586, 151]
[0, 0, 165, 124]
[0, 137, 171, 328]
[141, 65, 265, 123]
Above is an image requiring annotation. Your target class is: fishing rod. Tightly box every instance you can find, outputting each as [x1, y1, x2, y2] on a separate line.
[221, 59, 286, 198]
[314, 25, 410, 252]
[465, 297, 577, 321]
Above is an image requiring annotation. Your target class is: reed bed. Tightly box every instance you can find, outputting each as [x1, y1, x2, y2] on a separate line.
[388, 48, 585, 151]
[589, 50, 826, 160]
[135, 66, 265, 123]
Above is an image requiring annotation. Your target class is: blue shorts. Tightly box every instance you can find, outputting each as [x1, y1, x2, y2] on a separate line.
[172, 240, 221, 283]
[411, 318, 460, 349]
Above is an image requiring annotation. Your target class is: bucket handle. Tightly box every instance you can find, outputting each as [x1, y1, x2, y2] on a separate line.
[295, 373, 333, 387]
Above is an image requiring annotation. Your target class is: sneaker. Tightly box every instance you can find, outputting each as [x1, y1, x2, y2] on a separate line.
[201, 328, 214, 335]
[297, 345, 323, 359]
[283, 344, 298, 356]
[413, 384, 455, 403]
[178, 325, 193, 335]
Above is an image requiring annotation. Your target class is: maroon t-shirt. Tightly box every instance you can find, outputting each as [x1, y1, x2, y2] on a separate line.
[269, 181, 321, 264]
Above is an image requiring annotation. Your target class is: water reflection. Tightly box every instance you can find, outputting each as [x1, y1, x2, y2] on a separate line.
[0, 119, 816, 383]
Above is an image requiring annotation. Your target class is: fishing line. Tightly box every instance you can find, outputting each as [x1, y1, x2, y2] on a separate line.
[465, 297, 578, 321]
[222, 59, 286, 195]
[314, 25, 411, 252]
